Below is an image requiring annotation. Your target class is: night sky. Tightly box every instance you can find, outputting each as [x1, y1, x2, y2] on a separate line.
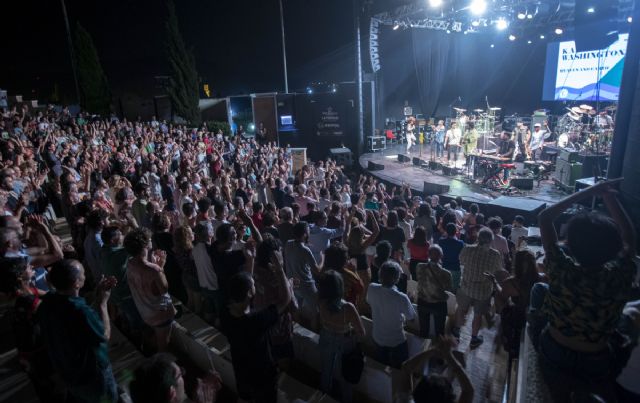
[0, 0, 357, 101]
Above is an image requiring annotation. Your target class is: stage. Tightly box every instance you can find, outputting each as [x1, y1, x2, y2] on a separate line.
[358, 144, 571, 223]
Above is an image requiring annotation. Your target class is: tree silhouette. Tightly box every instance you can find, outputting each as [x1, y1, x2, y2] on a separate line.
[74, 23, 111, 115]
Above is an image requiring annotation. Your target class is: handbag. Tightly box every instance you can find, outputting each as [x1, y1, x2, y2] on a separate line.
[341, 344, 364, 384]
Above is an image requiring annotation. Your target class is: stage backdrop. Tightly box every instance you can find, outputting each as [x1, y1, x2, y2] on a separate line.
[376, 26, 553, 120]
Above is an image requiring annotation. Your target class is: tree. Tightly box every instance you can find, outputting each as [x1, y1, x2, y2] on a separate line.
[165, 0, 200, 124]
[74, 23, 111, 115]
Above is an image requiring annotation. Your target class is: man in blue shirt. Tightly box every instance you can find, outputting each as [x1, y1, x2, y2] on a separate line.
[438, 223, 465, 291]
[308, 211, 344, 263]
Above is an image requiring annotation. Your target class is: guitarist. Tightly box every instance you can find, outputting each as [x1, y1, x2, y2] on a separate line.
[462, 122, 479, 166]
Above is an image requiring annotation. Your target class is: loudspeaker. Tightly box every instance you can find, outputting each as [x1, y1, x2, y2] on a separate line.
[398, 154, 411, 163]
[413, 157, 427, 166]
[329, 147, 353, 167]
[442, 165, 455, 176]
[368, 161, 384, 171]
[485, 196, 547, 225]
[423, 181, 450, 195]
[510, 177, 534, 190]
[428, 160, 440, 170]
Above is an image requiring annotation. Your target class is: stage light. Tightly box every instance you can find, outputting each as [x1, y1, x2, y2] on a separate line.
[540, 34, 545, 39]
[249, 123, 255, 131]
[527, 40, 532, 44]
[517, 12, 526, 20]
[496, 18, 508, 30]
[628, 17, 633, 23]
[428, 0, 442, 7]
[527, 14, 533, 19]
[554, 28, 563, 35]
[393, 24, 400, 30]
[587, 7, 595, 14]
[490, 44, 495, 48]
[509, 34, 516, 41]
[472, 20, 480, 27]
[306, 87, 313, 94]
[446, 29, 451, 34]
[469, 0, 487, 16]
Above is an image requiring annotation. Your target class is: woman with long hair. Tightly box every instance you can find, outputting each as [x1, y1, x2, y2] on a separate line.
[323, 242, 365, 307]
[317, 270, 365, 403]
[346, 209, 379, 290]
[253, 235, 297, 366]
[407, 226, 430, 280]
[496, 250, 545, 357]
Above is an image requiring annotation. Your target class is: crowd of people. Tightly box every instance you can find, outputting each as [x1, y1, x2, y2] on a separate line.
[0, 103, 638, 403]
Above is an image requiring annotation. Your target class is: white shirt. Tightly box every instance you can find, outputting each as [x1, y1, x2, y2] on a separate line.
[446, 128, 462, 146]
[192, 242, 218, 290]
[366, 283, 417, 347]
[510, 226, 529, 244]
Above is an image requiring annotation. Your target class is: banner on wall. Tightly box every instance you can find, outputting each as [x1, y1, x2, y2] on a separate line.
[315, 104, 344, 137]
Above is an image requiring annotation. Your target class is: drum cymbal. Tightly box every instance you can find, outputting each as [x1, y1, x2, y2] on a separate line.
[571, 107, 584, 114]
[453, 107, 466, 112]
[568, 113, 581, 122]
[474, 109, 484, 112]
[579, 104, 593, 111]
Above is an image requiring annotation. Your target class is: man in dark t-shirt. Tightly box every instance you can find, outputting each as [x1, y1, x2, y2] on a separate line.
[222, 252, 292, 403]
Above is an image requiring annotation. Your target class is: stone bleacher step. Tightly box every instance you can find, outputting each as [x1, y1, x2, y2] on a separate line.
[171, 306, 337, 403]
[0, 349, 38, 403]
[292, 319, 431, 403]
[108, 324, 146, 402]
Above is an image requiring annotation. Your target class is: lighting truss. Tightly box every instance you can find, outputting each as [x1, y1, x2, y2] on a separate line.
[374, 2, 463, 32]
[385, 18, 463, 32]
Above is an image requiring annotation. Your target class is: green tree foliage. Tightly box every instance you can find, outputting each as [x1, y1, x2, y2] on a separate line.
[165, 0, 201, 124]
[74, 23, 111, 114]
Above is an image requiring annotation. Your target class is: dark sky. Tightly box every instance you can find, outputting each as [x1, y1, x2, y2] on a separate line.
[0, 0, 357, 101]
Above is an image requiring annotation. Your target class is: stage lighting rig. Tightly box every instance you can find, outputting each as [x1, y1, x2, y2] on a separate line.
[428, 0, 442, 8]
[469, 0, 487, 16]
[495, 18, 508, 30]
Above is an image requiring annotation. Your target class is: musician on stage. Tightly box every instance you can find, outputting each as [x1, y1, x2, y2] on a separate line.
[433, 120, 446, 160]
[444, 122, 462, 165]
[514, 121, 530, 162]
[406, 116, 417, 153]
[595, 111, 614, 129]
[529, 123, 550, 161]
[497, 131, 515, 179]
[462, 121, 479, 166]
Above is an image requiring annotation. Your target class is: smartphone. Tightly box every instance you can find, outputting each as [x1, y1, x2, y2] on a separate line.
[364, 200, 379, 211]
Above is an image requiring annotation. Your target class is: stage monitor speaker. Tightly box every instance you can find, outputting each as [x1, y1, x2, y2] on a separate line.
[484, 196, 547, 226]
[413, 157, 427, 166]
[442, 165, 458, 176]
[398, 154, 411, 163]
[368, 161, 384, 171]
[510, 177, 534, 190]
[428, 160, 440, 170]
[423, 181, 450, 196]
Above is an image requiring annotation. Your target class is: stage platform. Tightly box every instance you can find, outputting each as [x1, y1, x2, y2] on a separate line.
[358, 145, 569, 223]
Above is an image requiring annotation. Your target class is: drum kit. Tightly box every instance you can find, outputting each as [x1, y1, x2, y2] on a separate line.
[557, 103, 614, 151]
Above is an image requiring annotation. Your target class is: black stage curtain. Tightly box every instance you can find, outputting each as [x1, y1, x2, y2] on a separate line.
[378, 26, 549, 120]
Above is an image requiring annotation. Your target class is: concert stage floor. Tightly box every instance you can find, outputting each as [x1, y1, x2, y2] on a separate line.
[358, 144, 568, 209]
